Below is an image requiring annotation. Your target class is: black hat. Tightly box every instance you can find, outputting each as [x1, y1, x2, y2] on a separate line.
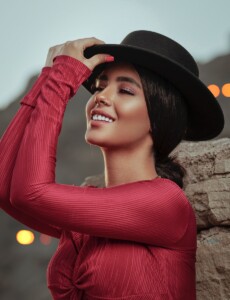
[83, 30, 224, 141]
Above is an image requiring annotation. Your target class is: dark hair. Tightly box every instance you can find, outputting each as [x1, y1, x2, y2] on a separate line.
[134, 65, 188, 188]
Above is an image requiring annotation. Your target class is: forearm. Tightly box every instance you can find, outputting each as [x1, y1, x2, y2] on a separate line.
[11, 55, 91, 210]
[0, 67, 50, 206]
[0, 68, 63, 237]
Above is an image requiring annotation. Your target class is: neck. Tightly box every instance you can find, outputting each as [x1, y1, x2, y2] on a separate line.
[101, 144, 158, 188]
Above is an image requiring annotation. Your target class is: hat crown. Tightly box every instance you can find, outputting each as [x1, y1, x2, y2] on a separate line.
[121, 30, 199, 76]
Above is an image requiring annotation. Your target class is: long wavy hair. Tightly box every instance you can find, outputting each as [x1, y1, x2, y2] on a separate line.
[134, 65, 188, 188]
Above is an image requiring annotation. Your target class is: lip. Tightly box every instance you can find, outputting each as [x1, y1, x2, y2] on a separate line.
[90, 119, 113, 127]
[90, 109, 116, 122]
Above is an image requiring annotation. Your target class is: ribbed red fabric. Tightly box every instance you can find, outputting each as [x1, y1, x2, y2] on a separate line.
[1, 55, 197, 299]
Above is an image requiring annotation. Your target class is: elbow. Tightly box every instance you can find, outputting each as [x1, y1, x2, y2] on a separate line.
[0, 184, 5, 201]
[10, 189, 25, 210]
[0, 180, 10, 206]
[10, 176, 46, 211]
[0, 189, 7, 207]
[10, 177, 29, 210]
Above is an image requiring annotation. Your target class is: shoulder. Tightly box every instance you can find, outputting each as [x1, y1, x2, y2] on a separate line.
[141, 177, 189, 202]
[82, 177, 192, 211]
[141, 177, 195, 216]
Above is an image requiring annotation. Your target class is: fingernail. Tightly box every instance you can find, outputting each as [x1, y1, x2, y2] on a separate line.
[105, 55, 114, 62]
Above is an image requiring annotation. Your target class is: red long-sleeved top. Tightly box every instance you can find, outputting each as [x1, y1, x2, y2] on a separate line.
[1, 55, 197, 299]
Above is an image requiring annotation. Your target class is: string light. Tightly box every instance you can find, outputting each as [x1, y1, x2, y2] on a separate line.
[222, 83, 230, 97]
[16, 230, 35, 245]
[39, 234, 52, 245]
[208, 84, 220, 97]
[15, 230, 54, 246]
[208, 83, 230, 98]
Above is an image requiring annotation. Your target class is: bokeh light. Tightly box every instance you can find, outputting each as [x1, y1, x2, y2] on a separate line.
[16, 230, 35, 245]
[222, 83, 230, 97]
[208, 84, 220, 97]
[39, 234, 52, 246]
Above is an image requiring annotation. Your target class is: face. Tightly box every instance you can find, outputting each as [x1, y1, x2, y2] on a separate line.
[85, 62, 153, 150]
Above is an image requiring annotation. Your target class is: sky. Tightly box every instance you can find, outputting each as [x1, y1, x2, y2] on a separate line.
[0, 0, 230, 109]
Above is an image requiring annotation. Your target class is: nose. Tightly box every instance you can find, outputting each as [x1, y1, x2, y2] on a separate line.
[94, 88, 111, 107]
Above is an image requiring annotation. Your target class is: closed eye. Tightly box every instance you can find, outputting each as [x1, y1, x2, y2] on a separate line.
[120, 88, 135, 95]
[90, 85, 135, 95]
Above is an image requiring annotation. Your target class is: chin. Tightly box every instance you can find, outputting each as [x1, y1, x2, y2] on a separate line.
[85, 134, 119, 149]
[85, 133, 107, 148]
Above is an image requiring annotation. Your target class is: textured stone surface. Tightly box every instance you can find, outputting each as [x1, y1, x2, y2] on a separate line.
[196, 227, 230, 300]
[185, 179, 230, 229]
[176, 138, 230, 230]
[175, 138, 230, 184]
[178, 138, 230, 300]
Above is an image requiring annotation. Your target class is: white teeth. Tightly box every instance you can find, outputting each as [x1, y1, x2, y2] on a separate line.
[92, 114, 113, 123]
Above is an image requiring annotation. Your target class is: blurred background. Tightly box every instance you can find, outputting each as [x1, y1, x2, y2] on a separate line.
[0, 0, 230, 299]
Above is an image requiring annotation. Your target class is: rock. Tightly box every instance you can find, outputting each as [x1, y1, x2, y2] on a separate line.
[176, 138, 230, 230]
[185, 178, 230, 229]
[175, 138, 230, 185]
[196, 227, 230, 300]
[81, 173, 105, 188]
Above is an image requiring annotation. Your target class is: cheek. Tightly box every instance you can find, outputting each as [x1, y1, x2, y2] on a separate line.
[85, 96, 95, 119]
[117, 100, 150, 131]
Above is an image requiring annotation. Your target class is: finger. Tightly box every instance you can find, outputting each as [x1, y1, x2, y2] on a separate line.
[80, 37, 105, 49]
[86, 54, 114, 70]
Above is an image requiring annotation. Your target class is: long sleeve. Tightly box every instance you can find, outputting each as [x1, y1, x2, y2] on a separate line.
[11, 55, 195, 249]
[0, 67, 61, 238]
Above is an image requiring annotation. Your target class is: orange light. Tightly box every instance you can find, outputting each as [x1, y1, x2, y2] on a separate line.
[16, 230, 35, 245]
[222, 83, 230, 97]
[208, 84, 220, 98]
[40, 234, 52, 245]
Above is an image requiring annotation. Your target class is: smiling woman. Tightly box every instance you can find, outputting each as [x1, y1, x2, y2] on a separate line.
[0, 31, 224, 299]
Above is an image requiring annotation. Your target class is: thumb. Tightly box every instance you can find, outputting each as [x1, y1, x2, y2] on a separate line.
[86, 54, 114, 70]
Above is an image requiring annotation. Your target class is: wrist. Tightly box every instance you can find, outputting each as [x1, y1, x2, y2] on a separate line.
[20, 67, 51, 108]
[52, 55, 92, 96]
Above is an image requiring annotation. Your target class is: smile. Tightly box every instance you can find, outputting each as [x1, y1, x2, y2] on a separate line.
[91, 114, 114, 123]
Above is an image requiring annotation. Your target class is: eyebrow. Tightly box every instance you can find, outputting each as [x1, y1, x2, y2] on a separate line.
[97, 74, 142, 89]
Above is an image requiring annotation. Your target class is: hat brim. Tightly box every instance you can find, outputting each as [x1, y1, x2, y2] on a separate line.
[83, 44, 225, 141]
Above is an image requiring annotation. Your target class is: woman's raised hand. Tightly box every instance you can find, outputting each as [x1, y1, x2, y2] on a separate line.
[45, 37, 113, 70]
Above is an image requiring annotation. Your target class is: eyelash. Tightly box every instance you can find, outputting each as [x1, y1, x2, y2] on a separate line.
[120, 88, 135, 95]
[91, 86, 135, 96]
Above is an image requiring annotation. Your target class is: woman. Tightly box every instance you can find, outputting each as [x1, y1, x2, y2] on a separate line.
[0, 31, 224, 299]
